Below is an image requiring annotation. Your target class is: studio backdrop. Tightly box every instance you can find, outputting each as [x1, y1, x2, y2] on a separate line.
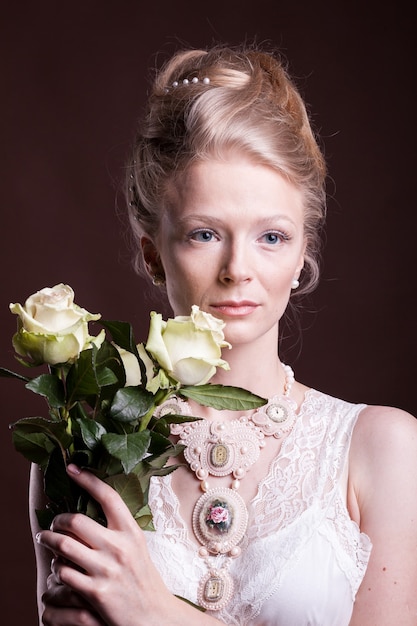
[0, 2, 415, 622]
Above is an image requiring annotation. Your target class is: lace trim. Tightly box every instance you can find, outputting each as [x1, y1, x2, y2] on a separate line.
[147, 389, 372, 622]
[319, 490, 372, 599]
[249, 389, 363, 538]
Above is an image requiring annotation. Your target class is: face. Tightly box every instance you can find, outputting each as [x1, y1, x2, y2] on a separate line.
[142, 155, 306, 348]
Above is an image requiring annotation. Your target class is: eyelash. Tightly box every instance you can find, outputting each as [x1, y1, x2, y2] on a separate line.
[259, 230, 291, 245]
[187, 228, 291, 244]
[188, 229, 218, 242]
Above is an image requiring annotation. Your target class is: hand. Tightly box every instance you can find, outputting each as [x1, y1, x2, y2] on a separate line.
[42, 571, 106, 626]
[36, 464, 178, 626]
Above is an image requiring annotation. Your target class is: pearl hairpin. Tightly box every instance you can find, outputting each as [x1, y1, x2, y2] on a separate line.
[170, 76, 210, 89]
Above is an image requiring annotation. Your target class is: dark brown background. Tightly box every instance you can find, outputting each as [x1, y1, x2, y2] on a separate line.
[1, 1, 415, 623]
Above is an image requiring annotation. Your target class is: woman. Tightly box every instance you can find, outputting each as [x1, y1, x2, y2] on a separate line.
[32, 44, 417, 625]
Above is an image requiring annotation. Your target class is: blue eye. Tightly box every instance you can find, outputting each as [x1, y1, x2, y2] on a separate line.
[190, 229, 216, 242]
[260, 231, 288, 245]
[265, 233, 279, 244]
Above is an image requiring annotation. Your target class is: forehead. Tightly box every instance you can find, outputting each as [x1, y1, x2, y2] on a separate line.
[163, 155, 304, 221]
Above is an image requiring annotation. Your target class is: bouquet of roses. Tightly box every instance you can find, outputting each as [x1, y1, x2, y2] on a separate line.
[1, 284, 265, 531]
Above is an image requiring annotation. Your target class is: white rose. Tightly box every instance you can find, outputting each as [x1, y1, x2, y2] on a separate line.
[9, 283, 102, 365]
[145, 305, 231, 386]
[115, 344, 155, 387]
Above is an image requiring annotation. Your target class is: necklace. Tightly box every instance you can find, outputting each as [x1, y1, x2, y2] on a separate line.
[154, 364, 297, 611]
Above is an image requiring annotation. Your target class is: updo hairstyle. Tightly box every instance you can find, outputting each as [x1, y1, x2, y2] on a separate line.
[126, 44, 327, 296]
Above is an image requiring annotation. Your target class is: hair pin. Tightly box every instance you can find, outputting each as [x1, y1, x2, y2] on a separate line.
[168, 77, 210, 91]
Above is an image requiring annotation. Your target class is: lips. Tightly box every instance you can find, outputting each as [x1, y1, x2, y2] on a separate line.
[210, 301, 259, 317]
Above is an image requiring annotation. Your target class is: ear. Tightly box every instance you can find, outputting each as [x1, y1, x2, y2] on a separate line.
[295, 239, 307, 277]
[140, 236, 164, 280]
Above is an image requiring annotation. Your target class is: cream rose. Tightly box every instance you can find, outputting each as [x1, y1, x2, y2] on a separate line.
[145, 305, 231, 386]
[115, 344, 155, 387]
[10, 283, 103, 365]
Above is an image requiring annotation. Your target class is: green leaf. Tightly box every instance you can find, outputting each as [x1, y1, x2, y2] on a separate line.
[0, 367, 30, 382]
[36, 507, 56, 531]
[76, 416, 107, 450]
[10, 417, 73, 466]
[179, 384, 267, 411]
[147, 463, 183, 476]
[66, 346, 100, 401]
[151, 413, 202, 437]
[84, 496, 106, 525]
[71, 449, 95, 468]
[154, 414, 203, 426]
[100, 320, 147, 384]
[100, 320, 139, 357]
[11, 429, 56, 467]
[10, 415, 73, 441]
[104, 455, 124, 476]
[96, 366, 118, 387]
[136, 461, 182, 496]
[25, 374, 65, 408]
[101, 430, 151, 474]
[152, 418, 170, 437]
[104, 472, 145, 516]
[109, 387, 154, 422]
[134, 503, 154, 530]
[148, 430, 184, 460]
[44, 448, 73, 505]
[95, 340, 126, 392]
[175, 596, 206, 612]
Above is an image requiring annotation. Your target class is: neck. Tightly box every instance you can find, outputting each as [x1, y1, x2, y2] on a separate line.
[212, 339, 286, 400]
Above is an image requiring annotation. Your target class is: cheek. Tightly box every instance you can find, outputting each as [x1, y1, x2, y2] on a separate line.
[265, 263, 296, 287]
[165, 252, 210, 287]
[164, 267, 201, 314]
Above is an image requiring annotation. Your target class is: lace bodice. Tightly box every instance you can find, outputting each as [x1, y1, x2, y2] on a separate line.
[145, 389, 372, 625]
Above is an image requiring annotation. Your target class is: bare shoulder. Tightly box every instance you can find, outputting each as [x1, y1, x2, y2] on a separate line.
[353, 405, 417, 448]
[349, 403, 417, 507]
[352, 403, 417, 454]
[348, 406, 417, 624]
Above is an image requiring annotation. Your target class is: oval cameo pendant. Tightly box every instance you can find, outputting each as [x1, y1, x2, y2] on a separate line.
[192, 487, 248, 554]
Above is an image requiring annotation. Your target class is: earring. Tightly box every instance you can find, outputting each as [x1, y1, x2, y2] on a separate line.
[152, 274, 166, 287]
[291, 278, 300, 290]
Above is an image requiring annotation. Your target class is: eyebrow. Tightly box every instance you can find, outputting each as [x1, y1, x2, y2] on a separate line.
[176, 213, 298, 227]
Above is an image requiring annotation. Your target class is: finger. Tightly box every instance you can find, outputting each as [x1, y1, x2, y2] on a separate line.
[51, 555, 86, 582]
[42, 578, 107, 626]
[66, 464, 136, 530]
[49, 511, 106, 551]
[37, 527, 95, 577]
[46, 547, 100, 598]
[45, 573, 86, 607]
[45, 507, 141, 557]
[42, 605, 106, 626]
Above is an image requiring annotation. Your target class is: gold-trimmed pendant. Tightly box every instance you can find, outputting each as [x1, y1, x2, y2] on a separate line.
[180, 419, 264, 480]
[250, 395, 298, 438]
[197, 568, 234, 611]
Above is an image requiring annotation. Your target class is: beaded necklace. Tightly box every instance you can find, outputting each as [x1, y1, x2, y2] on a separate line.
[154, 364, 297, 611]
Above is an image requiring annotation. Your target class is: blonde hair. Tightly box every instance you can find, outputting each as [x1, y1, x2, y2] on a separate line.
[127, 44, 327, 296]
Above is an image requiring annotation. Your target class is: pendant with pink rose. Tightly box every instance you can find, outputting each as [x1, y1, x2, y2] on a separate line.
[205, 500, 231, 533]
[193, 487, 248, 554]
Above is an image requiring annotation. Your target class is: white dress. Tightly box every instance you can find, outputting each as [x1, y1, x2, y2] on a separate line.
[145, 389, 372, 625]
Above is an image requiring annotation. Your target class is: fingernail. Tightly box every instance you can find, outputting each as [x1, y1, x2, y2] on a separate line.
[35, 532, 42, 543]
[67, 463, 81, 475]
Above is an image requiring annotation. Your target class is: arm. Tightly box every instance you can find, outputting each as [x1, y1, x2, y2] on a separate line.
[348, 405, 417, 625]
[35, 464, 224, 626]
[29, 464, 104, 626]
[29, 463, 53, 620]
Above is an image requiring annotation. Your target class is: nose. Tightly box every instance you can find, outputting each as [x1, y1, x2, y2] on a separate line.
[219, 238, 253, 284]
